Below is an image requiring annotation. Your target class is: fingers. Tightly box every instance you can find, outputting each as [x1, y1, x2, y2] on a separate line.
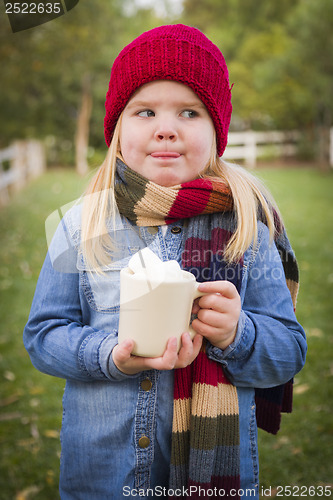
[192, 315, 234, 337]
[174, 333, 203, 369]
[192, 298, 201, 315]
[197, 308, 230, 328]
[146, 334, 202, 370]
[112, 336, 179, 374]
[144, 337, 179, 371]
[198, 280, 239, 299]
[112, 339, 141, 375]
[113, 338, 135, 363]
[194, 281, 240, 316]
[112, 334, 203, 375]
[190, 281, 241, 350]
[196, 280, 241, 330]
[197, 293, 230, 313]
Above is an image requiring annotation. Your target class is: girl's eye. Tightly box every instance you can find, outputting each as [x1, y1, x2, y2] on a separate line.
[181, 110, 198, 118]
[137, 110, 155, 117]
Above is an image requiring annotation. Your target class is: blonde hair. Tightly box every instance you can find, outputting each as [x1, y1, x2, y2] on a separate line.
[201, 136, 279, 262]
[81, 117, 122, 271]
[81, 119, 279, 271]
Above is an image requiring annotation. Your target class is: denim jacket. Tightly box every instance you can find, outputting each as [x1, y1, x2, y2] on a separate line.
[23, 205, 307, 499]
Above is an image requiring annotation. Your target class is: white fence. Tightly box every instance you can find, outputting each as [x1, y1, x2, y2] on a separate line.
[223, 130, 301, 168]
[0, 140, 45, 206]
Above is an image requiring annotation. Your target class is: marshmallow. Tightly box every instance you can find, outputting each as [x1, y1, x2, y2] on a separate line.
[128, 248, 183, 284]
[128, 248, 162, 274]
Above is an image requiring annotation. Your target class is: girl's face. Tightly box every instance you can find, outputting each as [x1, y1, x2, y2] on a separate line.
[119, 80, 215, 187]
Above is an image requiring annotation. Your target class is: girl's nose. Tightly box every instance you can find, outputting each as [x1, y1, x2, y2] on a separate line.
[154, 120, 178, 141]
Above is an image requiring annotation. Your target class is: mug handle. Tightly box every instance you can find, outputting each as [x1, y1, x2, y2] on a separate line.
[188, 283, 208, 340]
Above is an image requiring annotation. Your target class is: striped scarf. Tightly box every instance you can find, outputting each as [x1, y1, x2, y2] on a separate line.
[115, 159, 299, 498]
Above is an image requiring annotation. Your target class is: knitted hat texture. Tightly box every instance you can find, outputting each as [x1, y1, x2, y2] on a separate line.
[104, 24, 232, 157]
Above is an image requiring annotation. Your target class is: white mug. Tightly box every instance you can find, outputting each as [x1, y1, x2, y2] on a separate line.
[118, 267, 206, 357]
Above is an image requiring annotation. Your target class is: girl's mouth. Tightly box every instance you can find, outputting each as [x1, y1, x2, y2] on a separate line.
[150, 152, 181, 159]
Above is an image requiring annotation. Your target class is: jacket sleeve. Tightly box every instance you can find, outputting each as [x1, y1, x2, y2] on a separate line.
[206, 223, 307, 388]
[23, 215, 138, 383]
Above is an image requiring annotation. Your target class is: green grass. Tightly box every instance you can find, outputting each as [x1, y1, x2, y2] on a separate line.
[257, 167, 333, 498]
[0, 170, 88, 500]
[0, 166, 332, 500]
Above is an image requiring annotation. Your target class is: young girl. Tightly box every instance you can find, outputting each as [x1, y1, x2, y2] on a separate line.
[24, 24, 307, 499]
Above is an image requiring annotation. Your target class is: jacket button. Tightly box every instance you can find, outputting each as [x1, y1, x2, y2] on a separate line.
[138, 436, 150, 448]
[171, 226, 181, 234]
[140, 379, 152, 391]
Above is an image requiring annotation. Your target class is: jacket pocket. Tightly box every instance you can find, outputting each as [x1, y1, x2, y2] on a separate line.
[79, 254, 131, 313]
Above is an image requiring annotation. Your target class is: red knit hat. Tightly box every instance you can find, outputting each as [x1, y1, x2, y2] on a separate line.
[104, 24, 232, 157]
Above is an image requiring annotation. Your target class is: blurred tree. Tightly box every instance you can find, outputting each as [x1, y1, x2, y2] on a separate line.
[181, 0, 295, 59]
[2, 0, 331, 165]
[228, 25, 312, 130]
[180, 0, 332, 163]
[0, 1, 124, 171]
[180, 0, 302, 128]
[284, 0, 333, 163]
[0, 1, 160, 171]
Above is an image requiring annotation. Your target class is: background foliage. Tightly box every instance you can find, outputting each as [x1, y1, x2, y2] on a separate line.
[0, 0, 332, 163]
[0, 1, 332, 498]
[181, 0, 333, 161]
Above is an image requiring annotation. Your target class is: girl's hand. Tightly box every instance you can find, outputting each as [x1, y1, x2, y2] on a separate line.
[112, 332, 203, 375]
[191, 281, 241, 350]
